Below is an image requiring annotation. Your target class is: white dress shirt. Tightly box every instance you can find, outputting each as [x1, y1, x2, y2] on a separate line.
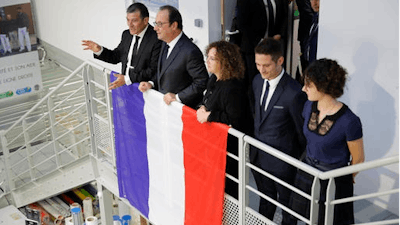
[260, 68, 284, 111]
[124, 24, 149, 85]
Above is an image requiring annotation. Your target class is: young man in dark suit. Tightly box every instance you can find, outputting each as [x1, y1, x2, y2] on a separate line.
[251, 38, 306, 224]
[139, 5, 208, 109]
[82, 3, 161, 90]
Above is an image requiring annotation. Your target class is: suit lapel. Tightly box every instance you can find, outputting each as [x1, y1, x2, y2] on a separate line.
[254, 75, 263, 124]
[134, 31, 147, 65]
[131, 25, 153, 67]
[122, 34, 133, 75]
[261, 74, 288, 123]
[134, 25, 153, 65]
[157, 43, 167, 77]
[159, 34, 185, 78]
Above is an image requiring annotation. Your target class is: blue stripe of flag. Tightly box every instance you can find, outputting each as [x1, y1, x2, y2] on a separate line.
[111, 72, 149, 217]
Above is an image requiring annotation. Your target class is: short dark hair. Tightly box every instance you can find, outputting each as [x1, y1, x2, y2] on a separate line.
[304, 58, 347, 98]
[206, 41, 244, 81]
[254, 38, 283, 62]
[160, 5, 183, 30]
[126, 3, 149, 19]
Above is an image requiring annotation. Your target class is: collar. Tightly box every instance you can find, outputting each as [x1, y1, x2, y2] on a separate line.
[136, 24, 149, 39]
[167, 31, 183, 50]
[264, 68, 284, 88]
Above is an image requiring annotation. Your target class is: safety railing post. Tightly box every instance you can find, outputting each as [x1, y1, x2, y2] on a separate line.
[238, 134, 247, 225]
[47, 97, 62, 167]
[0, 130, 15, 191]
[324, 178, 335, 225]
[22, 119, 35, 182]
[310, 176, 321, 224]
[82, 65, 98, 158]
[103, 69, 116, 168]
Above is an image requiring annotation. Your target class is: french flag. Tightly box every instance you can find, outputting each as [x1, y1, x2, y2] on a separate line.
[111, 75, 229, 225]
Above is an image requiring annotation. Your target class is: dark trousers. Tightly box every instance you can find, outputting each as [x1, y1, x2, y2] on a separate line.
[252, 169, 296, 225]
[290, 166, 355, 224]
[225, 134, 239, 199]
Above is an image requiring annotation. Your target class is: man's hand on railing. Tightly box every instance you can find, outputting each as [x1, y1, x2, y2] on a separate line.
[109, 73, 126, 90]
[82, 40, 101, 53]
[139, 81, 153, 92]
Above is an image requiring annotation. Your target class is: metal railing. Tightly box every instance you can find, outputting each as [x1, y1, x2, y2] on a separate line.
[0, 60, 113, 196]
[0, 59, 398, 225]
[222, 130, 399, 225]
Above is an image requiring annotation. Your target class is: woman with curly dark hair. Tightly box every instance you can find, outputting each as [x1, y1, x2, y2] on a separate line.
[197, 40, 247, 129]
[290, 58, 365, 224]
[196, 40, 251, 199]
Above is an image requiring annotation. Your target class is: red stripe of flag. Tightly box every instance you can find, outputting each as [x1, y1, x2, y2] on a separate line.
[181, 106, 229, 225]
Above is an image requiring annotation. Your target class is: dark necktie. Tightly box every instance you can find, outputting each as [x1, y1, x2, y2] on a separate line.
[260, 80, 270, 116]
[132, 36, 140, 56]
[125, 35, 140, 75]
[160, 44, 169, 70]
[266, 0, 274, 36]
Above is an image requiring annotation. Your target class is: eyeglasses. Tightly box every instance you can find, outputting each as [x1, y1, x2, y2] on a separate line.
[153, 21, 169, 27]
[207, 56, 219, 62]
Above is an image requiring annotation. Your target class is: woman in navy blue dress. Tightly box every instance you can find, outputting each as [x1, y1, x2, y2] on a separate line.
[290, 59, 365, 224]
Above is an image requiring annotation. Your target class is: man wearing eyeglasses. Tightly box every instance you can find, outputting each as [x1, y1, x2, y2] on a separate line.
[139, 5, 208, 109]
[82, 3, 161, 90]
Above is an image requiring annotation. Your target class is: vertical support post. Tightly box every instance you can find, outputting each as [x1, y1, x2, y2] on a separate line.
[287, 1, 295, 75]
[237, 132, 246, 225]
[310, 176, 321, 224]
[103, 70, 116, 168]
[221, 0, 225, 39]
[48, 98, 62, 166]
[69, 131, 80, 157]
[82, 65, 98, 158]
[324, 178, 335, 225]
[97, 182, 114, 225]
[22, 119, 35, 182]
[0, 130, 15, 191]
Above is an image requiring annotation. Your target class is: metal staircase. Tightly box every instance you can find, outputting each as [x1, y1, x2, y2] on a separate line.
[0, 59, 117, 209]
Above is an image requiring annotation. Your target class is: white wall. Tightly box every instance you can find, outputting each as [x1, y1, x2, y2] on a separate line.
[31, 0, 221, 72]
[32, 0, 127, 71]
[318, 0, 399, 214]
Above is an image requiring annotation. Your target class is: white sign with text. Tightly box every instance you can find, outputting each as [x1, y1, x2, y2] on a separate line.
[0, 51, 42, 100]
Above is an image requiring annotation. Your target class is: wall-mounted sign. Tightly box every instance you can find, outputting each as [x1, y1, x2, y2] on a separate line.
[0, 0, 42, 101]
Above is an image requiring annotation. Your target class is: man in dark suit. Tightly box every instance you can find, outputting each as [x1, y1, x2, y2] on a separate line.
[236, 0, 288, 90]
[139, 5, 208, 109]
[251, 38, 306, 224]
[296, 0, 314, 57]
[82, 3, 161, 90]
[295, 0, 313, 85]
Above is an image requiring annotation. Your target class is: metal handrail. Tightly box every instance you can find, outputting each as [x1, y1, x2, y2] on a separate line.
[243, 135, 322, 177]
[319, 156, 399, 180]
[5, 60, 104, 134]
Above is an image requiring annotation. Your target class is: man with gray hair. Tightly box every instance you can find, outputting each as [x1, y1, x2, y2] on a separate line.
[139, 5, 208, 109]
